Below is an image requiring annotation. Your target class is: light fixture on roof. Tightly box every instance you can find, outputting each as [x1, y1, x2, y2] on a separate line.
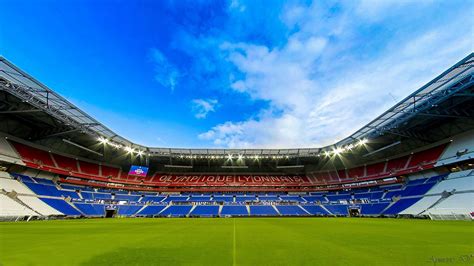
[227, 154, 233, 160]
[237, 154, 243, 160]
[124, 146, 134, 154]
[98, 136, 108, 144]
[358, 138, 368, 146]
[333, 146, 344, 155]
[137, 150, 144, 156]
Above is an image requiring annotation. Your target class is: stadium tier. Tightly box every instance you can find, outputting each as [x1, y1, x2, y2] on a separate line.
[0, 168, 472, 219]
[5, 140, 451, 192]
[0, 54, 473, 221]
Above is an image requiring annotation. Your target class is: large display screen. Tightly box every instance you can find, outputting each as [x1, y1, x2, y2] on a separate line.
[128, 165, 149, 177]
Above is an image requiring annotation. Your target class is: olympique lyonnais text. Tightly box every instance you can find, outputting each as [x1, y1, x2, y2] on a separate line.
[155, 175, 309, 184]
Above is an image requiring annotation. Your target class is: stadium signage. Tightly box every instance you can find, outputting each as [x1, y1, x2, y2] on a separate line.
[156, 175, 308, 184]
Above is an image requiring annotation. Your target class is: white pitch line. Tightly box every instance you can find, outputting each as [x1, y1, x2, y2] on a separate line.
[233, 218, 236, 266]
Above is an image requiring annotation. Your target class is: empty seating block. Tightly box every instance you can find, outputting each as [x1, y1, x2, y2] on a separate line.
[53, 154, 78, 172]
[78, 161, 99, 175]
[213, 196, 234, 202]
[301, 205, 329, 215]
[137, 205, 167, 216]
[220, 206, 248, 216]
[190, 205, 219, 216]
[249, 205, 278, 216]
[276, 205, 307, 215]
[324, 205, 348, 215]
[74, 203, 105, 216]
[160, 205, 193, 216]
[360, 203, 390, 215]
[117, 205, 143, 216]
[11, 142, 55, 167]
[115, 194, 140, 201]
[101, 165, 120, 178]
[383, 198, 422, 215]
[40, 198, 81, 216]
[23, 182, 62, 197]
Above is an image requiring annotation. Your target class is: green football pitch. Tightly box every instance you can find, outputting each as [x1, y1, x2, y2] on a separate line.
[0, 218, 472, 266]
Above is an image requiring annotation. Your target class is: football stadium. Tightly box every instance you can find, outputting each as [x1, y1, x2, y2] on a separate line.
[1, 1, 474, 266]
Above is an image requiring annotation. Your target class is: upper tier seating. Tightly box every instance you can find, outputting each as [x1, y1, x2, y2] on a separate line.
[213, 196, 234, 202]
[53, 154, 78, 172]
[11, 142, 55, 167]
[0, 136, 22, 164]
[78, 161, 100, 175]
[101, 165, 120, 178]
[407, 145, 446, 168]
[115, 194, 141, 202]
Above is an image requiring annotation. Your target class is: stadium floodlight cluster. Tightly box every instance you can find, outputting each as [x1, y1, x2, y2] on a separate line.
[98, 136, 146, 157]
[96, 134, 369, 160]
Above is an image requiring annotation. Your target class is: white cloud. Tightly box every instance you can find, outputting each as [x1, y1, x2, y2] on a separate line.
[229, 0, 246, 12]
[191, 98, 219, 119]
[199, 2, 472, 148]
[151, 48, 179, 91]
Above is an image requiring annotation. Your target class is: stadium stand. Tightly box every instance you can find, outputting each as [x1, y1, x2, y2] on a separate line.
[249, 206, 279, 216]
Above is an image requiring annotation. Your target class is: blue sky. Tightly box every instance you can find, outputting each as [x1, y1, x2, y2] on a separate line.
[1, 0, 472, 148]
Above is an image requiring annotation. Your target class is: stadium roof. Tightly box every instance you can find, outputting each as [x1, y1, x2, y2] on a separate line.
[0, 53, 473, 160]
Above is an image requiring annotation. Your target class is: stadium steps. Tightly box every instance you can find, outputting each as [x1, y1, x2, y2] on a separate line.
[77, 191, 83, 199]
[65, 199, 85, 215]
[188, 205, 197, 216]
[218, 205, 223, 216]
[320, 205, 333, 215]
[158, 205, 171, 215]
[136, 205, 148, 215]
[380, 199, 398, 214]
[245, 205, 250, 214]
[5, 193, 42, 216]
[298, 205, 311, 215]
[272, 205, 281, 216]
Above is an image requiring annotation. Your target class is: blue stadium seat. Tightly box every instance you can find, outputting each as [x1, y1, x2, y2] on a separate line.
[117, 205, 143, 216]
[249, 205, 278, 216]
[382, 198, 422, 215]
[160, 205, 193, 217]
[74, 203, 105, 216]
[220, 205, 248, 216]
[360, 203, 390, 215]
[40, 198, 81, 216]
[324, 204, 348, 215]
[190, 205, 219, 216]
[301, 205, 329, 215]
[276, 205, 308, 215]
[137, 205, 167, 216]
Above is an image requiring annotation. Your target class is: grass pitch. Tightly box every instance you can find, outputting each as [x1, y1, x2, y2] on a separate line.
[0, 218, 472, 266]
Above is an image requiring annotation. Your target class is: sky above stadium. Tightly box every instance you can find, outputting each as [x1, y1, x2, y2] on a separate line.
[1, 0, 472, 148]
